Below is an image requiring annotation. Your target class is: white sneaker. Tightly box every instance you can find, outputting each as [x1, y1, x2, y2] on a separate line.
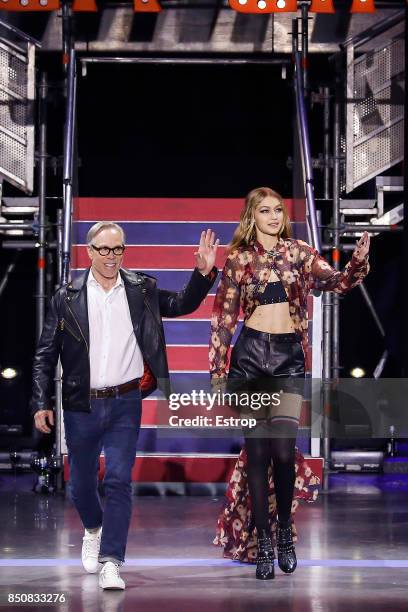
[81, 526, 102, 573]
[99, 561, 125, 590]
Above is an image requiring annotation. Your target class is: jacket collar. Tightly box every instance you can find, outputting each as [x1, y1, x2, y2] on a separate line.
[119, 267, 146, 287]
[252, 237, 286, 256]
[67, 268, 90, 292]
[65, 268, 145, 343]
[67, 267, 145, 292]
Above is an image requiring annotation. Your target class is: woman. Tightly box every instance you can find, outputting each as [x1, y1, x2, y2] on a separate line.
[210, 187, 370, 580]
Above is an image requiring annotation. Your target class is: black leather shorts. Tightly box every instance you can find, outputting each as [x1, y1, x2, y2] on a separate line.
[227, 327, 305, 425]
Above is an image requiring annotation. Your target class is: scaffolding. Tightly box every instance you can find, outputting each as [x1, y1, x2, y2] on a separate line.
[0, 3, 405, 483]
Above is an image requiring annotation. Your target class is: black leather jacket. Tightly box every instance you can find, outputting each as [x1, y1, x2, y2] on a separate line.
[31, 266, 216, 415]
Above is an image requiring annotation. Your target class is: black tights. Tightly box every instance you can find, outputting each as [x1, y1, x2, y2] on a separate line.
[245, 428, 296, 532]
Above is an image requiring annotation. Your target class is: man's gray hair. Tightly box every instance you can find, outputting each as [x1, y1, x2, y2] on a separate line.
[86, 222, 126, 246]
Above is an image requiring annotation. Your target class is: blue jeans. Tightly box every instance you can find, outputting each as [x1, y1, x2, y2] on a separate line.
[63, 388, 142, 565]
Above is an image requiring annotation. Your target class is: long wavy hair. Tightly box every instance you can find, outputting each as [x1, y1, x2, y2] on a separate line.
[227, 187, 292, 254]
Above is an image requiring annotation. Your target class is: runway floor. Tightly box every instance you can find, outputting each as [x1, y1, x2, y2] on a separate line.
[0, 472, 407, 612]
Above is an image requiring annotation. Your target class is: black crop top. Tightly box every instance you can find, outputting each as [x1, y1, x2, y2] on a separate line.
[258, 280, 288, 305]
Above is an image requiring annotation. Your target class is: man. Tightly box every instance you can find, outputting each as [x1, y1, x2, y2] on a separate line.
[32, 222, 218, 590]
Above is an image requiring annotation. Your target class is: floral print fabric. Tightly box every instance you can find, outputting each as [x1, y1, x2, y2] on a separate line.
[213, 446, 320, 563]
[209, 238, 369, 378]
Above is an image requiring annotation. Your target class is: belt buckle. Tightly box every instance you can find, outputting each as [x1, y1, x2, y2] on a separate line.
[107, 386, 116, 398]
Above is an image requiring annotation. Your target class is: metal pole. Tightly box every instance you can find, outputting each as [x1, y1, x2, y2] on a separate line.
[0, 17, 41, 47]
[342, 9, 404, 51]
[46, 251, 54, 301]
[54, 209, 64, 486]
[0, 255, 19, 298]
[332, 76, 341, 382]
[323, 86, 330, 200]
[292, 16, 298, 56]
[338, 225, 403, 233]
[0, 223, 34, 230]
[294, 52, 321, 252]
[322, 290, 332, 491]
[61, 47, 77, 286]
[321, 61, 343, 488]
[300, 1, 309, 93]
[56, 210, 63, 285]
[322, 243, 356, 252]
[358, 283, 385, 337]
[55, 1, 75, 490]
[403, 4, 408, 377]
[80, 57, 292, 69]
[61, 0, 73, 71]
[2, 241, 57, 250]
[36, 73, 47, 342]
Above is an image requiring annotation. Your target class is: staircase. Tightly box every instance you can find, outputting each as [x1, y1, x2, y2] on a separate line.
[61, 196, 324, 489]
[331, 10, 406, 474]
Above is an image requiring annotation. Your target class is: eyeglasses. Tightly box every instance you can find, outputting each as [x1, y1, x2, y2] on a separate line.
[91, 245, 125, 256]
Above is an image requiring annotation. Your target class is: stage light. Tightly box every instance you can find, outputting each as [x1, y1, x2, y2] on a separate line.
[350, 367, 365, 378]
[1, 367, 18, 380]
[350, 0, 376, 13]
[310, 0, 335, 13]
[229, 0, 297, 13]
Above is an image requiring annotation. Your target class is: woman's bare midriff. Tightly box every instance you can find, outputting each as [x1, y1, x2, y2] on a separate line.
[245, 268, 295, 334]
[245, 302, 295, 334]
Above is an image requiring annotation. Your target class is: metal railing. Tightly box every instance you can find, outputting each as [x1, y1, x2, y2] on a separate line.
[0, 16, 41, 48]
[342, 9, 405, 193]
[293, 50, 321, 252]
[61, 47, 77, 286]
[292, 27, 324, 461]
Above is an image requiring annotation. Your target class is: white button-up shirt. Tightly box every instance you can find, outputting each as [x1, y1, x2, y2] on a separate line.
[87, 268, 144, 389]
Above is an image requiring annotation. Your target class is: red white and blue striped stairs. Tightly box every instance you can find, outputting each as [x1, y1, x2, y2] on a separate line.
[62, 197, 323, 484]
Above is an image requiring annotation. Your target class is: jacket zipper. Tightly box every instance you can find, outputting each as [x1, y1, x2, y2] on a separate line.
[65, 297, 92, 410]
[65, 301, 89, 354]
[60, 318, 81, 342]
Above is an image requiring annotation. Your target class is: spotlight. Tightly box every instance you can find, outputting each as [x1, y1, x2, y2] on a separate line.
[1, 367, 18, 380]
[350, 367, 365, 378]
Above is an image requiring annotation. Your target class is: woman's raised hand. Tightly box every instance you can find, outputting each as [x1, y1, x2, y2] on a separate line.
[194, 229, 220, 275]
[353, 231, 370, 261]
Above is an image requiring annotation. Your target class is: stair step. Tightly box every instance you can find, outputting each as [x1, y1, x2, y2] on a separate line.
[331, 450, 384, 472]
[64, 454, 324, 484]
[340, 199, 376, 210]
[383, 457, 408, 474]
[376, 176, 403, 188]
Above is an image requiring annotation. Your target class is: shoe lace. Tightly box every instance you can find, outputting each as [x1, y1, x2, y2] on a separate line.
[83, 532, 100, 556]
[103, 563, 120, 579]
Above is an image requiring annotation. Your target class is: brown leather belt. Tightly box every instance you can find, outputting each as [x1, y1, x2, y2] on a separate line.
[90, 378, 140, 399]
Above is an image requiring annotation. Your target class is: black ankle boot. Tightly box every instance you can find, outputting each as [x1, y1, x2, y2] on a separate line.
[256, 530, 275, 580]
[277, 520, 297, 574]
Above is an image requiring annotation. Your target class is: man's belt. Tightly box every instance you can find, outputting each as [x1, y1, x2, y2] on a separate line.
[90, 378, 140, 399]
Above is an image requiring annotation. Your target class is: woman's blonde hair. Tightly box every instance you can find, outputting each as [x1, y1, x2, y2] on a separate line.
[228, 187, 292, 253]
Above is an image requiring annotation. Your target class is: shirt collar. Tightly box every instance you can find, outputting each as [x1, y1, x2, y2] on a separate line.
[87, 267, 123, 290]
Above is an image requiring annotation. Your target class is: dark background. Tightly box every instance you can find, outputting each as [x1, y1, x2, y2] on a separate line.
[0, 54, 403, 436]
